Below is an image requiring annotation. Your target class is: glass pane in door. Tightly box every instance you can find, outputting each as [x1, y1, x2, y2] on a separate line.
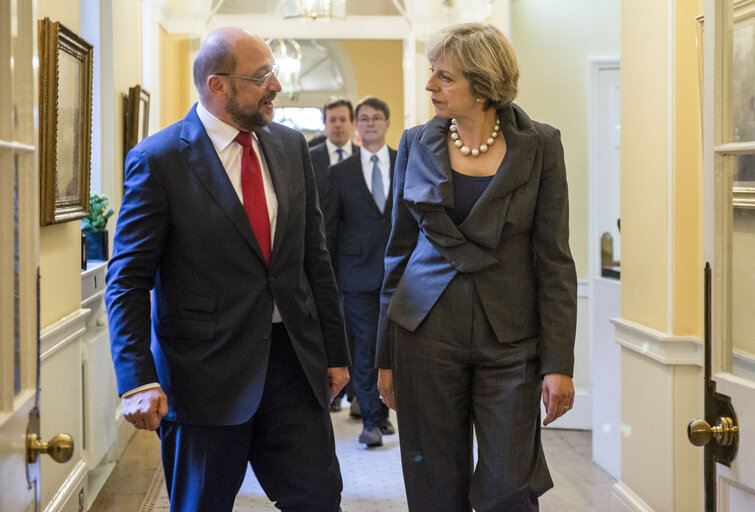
[727, 0, 755, 143]
[731, 154, 755, 380]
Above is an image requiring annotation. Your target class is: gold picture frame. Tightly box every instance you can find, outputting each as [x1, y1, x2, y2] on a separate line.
[38, 17, 93, 226]
[123, 85, 151, 162]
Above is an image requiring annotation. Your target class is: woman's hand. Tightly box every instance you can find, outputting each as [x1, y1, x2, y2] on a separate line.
[378, 369, 396, 410]
[542, 373, 574, 426]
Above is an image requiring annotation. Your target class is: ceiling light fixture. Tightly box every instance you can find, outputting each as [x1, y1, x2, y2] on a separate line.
[284, 0, 346, 20]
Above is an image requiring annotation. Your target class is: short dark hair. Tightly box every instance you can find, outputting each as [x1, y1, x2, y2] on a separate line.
[322, 97, 354, 122]
[355, 96, 390, 120]
[193, 37, 237, 97]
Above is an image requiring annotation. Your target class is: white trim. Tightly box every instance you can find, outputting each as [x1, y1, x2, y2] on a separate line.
[714, 141, 755, 154]
[42, 459, 87, 512]
[40, 310, 88, 362]
[667, 0, 676, 336]
[203, 15, 412, 40]
[577, 278, 589, 298]
[612, 481, 656, 512]
[586, 57, 620, 280]
[611, 317, 703, 366]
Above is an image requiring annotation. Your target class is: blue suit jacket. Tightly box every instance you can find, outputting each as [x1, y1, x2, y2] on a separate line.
[377, 104, 577, 376]
[106, 105, 349, 426]
[323, 148, 397, 293]
[309, 141, 357, 208]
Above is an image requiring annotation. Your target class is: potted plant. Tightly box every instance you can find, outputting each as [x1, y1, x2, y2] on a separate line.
[82, 193, 114, 261]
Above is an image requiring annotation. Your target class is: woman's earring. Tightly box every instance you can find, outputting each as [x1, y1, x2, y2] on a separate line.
[476, 98, 481, 102]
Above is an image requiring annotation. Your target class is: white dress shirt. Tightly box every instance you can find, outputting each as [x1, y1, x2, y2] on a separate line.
[325, 138, 353, 165]
[360, 144, 391, 202]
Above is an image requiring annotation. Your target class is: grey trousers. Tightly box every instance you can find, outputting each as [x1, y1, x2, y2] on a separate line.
[392, 274, 553, 512]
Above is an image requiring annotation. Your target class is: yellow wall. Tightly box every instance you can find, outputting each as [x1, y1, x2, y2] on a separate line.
[112, 0, 144, 211]
[620, 0, 671, 331]
[159, 29, 192, 130]
[673, 0, 704, 336]
[621, 0, 704, 335]
[340, 40, 404, 150]
[37, 0, 82, 327]
[36, 0, 144, 327]
[512, 0, 621, 279]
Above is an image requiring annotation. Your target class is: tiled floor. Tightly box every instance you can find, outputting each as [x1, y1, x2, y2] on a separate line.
[90, 400, 616, 511]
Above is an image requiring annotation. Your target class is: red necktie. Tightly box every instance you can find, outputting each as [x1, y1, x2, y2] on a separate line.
[234, 132, 271, 264]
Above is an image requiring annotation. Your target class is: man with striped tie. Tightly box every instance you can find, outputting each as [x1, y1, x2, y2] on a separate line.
[324, 96, 397, 447]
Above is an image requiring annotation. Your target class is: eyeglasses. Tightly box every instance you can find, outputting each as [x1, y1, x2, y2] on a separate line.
[357, 115, 386, 124]
[214, 64, 280, 85]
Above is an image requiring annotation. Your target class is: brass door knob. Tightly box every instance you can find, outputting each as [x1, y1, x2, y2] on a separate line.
[26, 432, 74, 464]
[687, 417, 738, 447]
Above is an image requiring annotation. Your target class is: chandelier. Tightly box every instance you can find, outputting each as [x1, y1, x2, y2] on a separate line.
[284, 0, 346, 20]
[266, 39, 303, 99]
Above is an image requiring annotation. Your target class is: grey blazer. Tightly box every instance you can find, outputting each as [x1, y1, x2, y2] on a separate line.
[376, 104, 577, 377]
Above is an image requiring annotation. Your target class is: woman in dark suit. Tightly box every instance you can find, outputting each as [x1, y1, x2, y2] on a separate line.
[376, 23, 577, 511]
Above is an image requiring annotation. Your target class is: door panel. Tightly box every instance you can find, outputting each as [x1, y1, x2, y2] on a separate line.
[703, 0, 755, 508]
[0, 0, 40, 510]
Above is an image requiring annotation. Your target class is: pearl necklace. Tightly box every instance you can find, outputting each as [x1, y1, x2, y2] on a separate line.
[449, 118, 500, 157]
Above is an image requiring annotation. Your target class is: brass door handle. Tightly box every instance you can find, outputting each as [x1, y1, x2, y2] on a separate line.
[26, 432, 74, 464]
[687, 417, 738, 447]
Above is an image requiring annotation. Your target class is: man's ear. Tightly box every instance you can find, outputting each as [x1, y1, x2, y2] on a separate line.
[207, 75, 227, 99]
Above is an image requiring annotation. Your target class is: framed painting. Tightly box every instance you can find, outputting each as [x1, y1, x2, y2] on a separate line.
[38, 17, 93, 225]
[123, 85, 150, 161]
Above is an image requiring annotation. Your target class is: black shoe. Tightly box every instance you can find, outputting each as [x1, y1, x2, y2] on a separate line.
[349, 398, 361, 418]
[359, 426, 383, 447]
[379, 418, 395, 435]
[329, 398, 342, 412]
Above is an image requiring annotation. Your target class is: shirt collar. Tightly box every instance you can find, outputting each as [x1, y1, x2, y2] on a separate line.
[325, 138, 352, 158]
[197, 102, 255, 152]
[360, 144, 389, 167]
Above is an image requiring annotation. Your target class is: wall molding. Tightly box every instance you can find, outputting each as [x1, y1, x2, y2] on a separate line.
[42, 459, 87, 512]
[611, 317, 703, 367]
[612, 481, 656, 512]
[40, 309, 88, 362]
[578, 278, 589, 298]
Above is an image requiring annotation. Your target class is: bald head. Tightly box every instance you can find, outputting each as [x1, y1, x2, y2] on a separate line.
[193, 27, 266, 100]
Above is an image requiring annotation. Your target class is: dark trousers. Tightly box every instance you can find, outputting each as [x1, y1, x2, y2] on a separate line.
[341, 290, 386, 428]
[158, 323, 342, 512]
[392, 275, 552, 512]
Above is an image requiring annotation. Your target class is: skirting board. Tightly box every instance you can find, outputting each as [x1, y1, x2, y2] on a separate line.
[43, 460, 87, 512]
[612, 481, 656, 512]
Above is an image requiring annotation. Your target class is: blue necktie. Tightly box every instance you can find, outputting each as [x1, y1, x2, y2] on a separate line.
[371, 155, 385, 213]
[336, 148, 344, 162]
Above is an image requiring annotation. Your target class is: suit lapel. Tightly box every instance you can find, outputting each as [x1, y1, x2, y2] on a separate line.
[179, 106, 262, 257]
[460, 105, 538, 248]
[256, 125, 289, 264]
[403, 105, 539, 250]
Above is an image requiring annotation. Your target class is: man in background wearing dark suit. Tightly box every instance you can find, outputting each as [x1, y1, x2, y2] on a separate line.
[106, 27, 349, 511]
[309, 97, 358, 414]
[309, 97, 357, 211]
[324, 97, 396, 447]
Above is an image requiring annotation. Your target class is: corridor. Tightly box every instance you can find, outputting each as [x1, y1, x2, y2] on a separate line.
[90, 402, 615, 511]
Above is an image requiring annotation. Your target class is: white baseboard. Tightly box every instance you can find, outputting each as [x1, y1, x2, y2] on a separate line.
[541, 387, 590, 430]
[43, 460, 87, 512]
[612, 481, 655, 512]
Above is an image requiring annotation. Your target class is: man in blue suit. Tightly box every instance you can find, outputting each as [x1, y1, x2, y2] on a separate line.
[324, 97, 396, 447]
[105, 27, 350, 512]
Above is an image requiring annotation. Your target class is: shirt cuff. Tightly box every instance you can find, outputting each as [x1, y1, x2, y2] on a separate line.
[121, 382, 161, 398]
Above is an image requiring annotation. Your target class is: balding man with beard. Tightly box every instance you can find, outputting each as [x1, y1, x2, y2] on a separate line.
[106, 27, 350, 512]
